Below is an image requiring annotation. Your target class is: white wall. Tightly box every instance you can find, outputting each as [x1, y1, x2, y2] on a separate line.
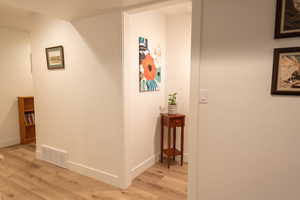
[29, 3, 192, 189]
[166, 14, 191, 157]
[194, 0, 300, 199]
[0, 27, 33, 148]
[124, 9, 192, 181]
[124, 11, 167, 180]
[30, 12, 125, 188]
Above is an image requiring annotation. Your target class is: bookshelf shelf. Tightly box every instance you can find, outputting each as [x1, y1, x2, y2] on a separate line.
[25, 124, 35, 128]
[18, 96, 36, 144]
[24, 109, 34, 112]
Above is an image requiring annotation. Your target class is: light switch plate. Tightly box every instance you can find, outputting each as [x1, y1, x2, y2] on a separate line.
[199, 89, 208, 104]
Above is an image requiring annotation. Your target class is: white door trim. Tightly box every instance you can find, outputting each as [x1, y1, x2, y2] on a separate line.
[188, 0, 202, 199]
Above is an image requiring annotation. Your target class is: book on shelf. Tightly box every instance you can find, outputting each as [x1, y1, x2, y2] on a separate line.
[24, 112, 35, 126]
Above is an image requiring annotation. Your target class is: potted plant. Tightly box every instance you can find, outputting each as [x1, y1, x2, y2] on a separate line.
[168, 93, 177, 115]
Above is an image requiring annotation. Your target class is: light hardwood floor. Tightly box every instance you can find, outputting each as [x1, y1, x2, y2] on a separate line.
[0, 145, 187, 200]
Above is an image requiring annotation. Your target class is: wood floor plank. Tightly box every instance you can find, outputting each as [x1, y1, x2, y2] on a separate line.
[0, 145, 187, 200]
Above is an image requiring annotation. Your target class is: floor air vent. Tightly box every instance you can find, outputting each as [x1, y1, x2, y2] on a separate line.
[41, 145, 68, 168]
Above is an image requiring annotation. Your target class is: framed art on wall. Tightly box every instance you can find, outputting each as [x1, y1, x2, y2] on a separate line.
[271, 47, 300, 95]
[46, 45, 65, 69]
[275, 0, 300, 38]
[139, 37, 162, 92]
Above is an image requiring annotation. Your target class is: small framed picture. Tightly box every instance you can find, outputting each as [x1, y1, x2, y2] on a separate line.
[46, 46, 65, 69]
[271, 47, 300, 95]
[275, 0, 300, 39]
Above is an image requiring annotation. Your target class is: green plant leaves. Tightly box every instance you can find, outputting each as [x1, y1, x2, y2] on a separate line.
[168, 93, 177, 105]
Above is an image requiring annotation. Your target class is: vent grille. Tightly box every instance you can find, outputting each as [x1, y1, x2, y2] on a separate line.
[41, 145, 68, 168]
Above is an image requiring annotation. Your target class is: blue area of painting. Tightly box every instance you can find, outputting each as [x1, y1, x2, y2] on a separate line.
[139, 37, 148, 50]
[139, 37, 144, 44]
[141, 80, 146, 91]
[146, 80, 158, 91]
[156, 68, 161, 83]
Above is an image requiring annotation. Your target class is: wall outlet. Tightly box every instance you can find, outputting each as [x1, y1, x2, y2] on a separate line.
[199, 89, 208, 104]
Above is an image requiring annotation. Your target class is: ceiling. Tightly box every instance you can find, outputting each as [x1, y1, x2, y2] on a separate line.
[159, 1, 192, 16]
[0, 2, 33, 31]
[0, 0, 191, 31]
[0, 0, 174, 20]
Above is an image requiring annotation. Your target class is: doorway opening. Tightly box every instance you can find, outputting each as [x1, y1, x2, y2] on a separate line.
[123, 0, 192, 198]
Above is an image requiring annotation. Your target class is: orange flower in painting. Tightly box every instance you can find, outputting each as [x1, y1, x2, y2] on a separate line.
[142, 54, 157, 80]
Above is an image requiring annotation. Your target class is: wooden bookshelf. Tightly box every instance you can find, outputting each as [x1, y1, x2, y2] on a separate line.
[18, 96, 36, 144]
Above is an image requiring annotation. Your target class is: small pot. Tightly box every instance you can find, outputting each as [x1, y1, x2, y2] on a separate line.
[168, 104, 177, 115]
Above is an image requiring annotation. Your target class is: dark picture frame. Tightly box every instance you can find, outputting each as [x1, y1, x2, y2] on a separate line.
[45, 46, 65, 70]
[271, 47, 300, 95]
[275, 0, 300, 39]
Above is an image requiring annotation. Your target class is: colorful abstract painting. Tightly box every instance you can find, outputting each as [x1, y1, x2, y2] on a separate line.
[139, 37, 162, 92]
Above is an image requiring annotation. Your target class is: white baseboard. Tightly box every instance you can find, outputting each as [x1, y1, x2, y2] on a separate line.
[131, 154, 160, 180]
[168, 153, 189, 163]
[36, 146, 120, 188]
[131, 153, 189, 180]
[67, 161, 120, 188]
[0, 138, 19, 148]
[179, 153, 189, 163]
[36, 146, 189, 189]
